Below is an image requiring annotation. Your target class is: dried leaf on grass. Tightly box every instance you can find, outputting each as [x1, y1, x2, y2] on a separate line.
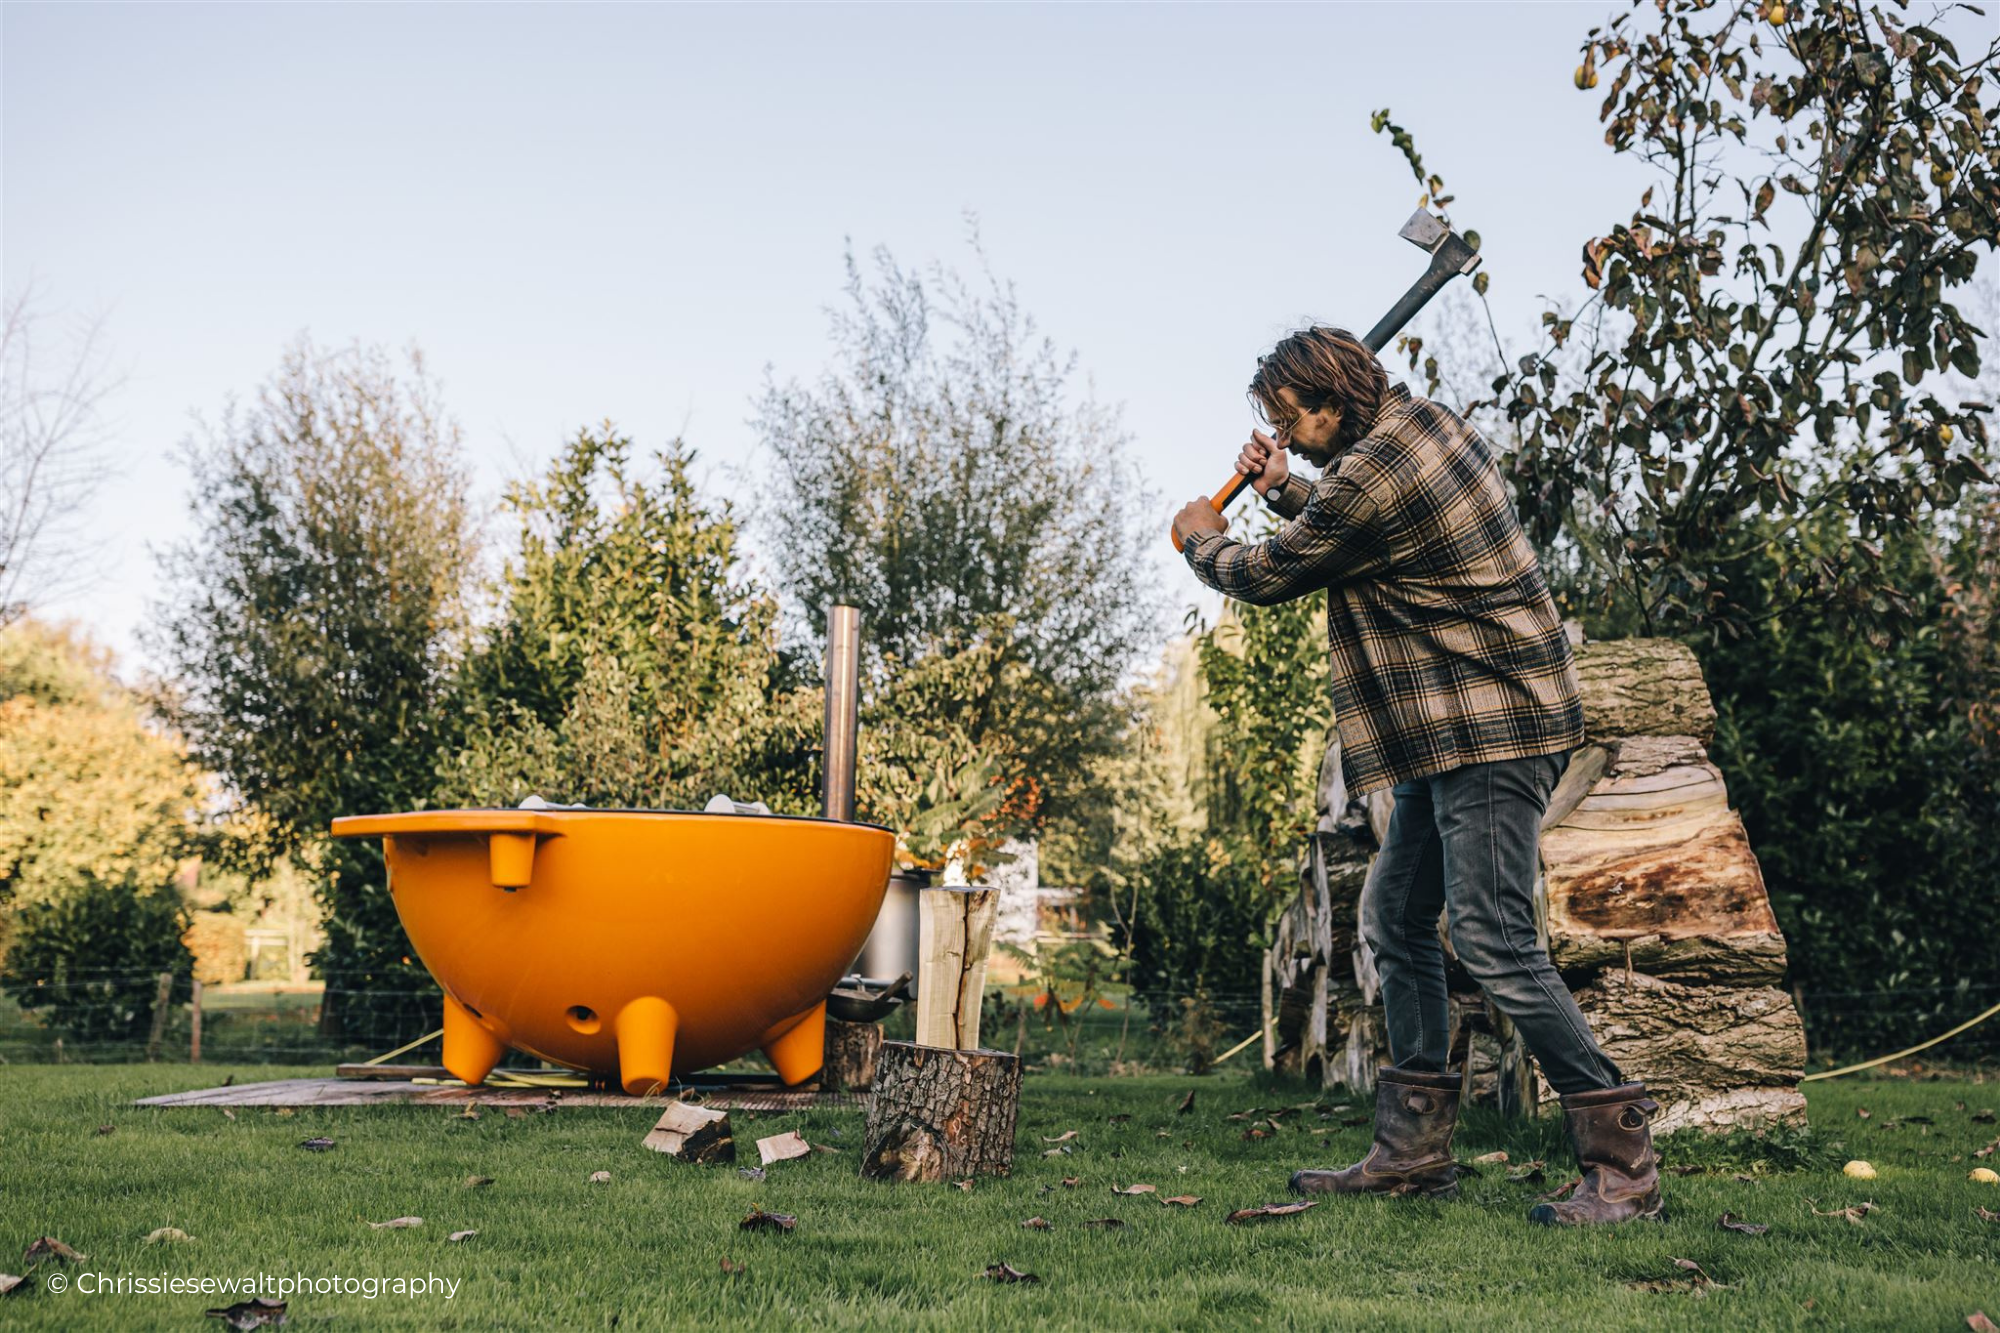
[1061, 1177, 1081, 1188]
[719, 1257, 745, 1275]
[588, 1171, 612, 1184]
[94, 1124, 114, 1137]
[1162, 1196, 1202, 1207]
[1225, 1200, 1316, 1224]
[299, 1138, 335, 1152]
[1111, 1183, 1156, 1196]
[1976, 1138, 2000, 1159]
[448, 1230, 478, 1243]
[1106, 1113, 1132, 1124]
[1973, 1109, 1996, 1124]
[456, 1107, 480, 1120]
[953, 1179, 975, 1192]
[1857, 1107, 1872, 1120]
[1809, 1199, 1879, 1225]
[22, 1238, 85, 1265]
[1021, 1217, 1051, 1230]
[1176, 1090, 1196, 1115]
[740, 1208, 796, 1234]
[1717, 1212, 1769, 1235]
[1506, 1160, 1547, 1185]
[144, 1227, 195, 1245]
[205, 1297, 288, 1329]
[1042, 1147, 1072, 1158]
[369, 1216, 423, 1230]
[983, 1262, 1039, 1284]
[1043, 1130, 1079, 1143]
[1471, 1151, 1509, 1166]
[1083, 1218, 1126, 1229]
[737, 1168, 766, 1181]
[1627, 1258, 1725, 1294]
[1976, 1207, 2000, 1223]
[0, 1274, 30, 1297]
[465, 1176, 494, 1189]
[1969, 1312, 1999, 1332]
[221, 1109, 237, 1122]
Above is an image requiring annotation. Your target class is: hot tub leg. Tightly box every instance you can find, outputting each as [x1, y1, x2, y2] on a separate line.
[615, 996, 679, 1096]
[442, 994, 506, 1087]
[760, 1000, 827, 1086]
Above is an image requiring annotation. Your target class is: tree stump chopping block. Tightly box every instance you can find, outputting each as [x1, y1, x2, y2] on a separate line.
[859, 1041, 1021, 1181]
[822, 1018, 884, 1093]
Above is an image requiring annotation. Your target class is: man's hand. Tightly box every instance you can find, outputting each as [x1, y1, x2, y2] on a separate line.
[1237, 429, 1289, 497]
[1173, 497, 1227, 549]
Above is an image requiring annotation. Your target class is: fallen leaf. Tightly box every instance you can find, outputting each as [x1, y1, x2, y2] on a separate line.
[1021, 1217, 1050, 1230]
[1977, 1138, 2000, 1159]
[983, 1262, 1039, 1284]
[757, 1131, 812, 1166]
[22, 1238, 85, 1265]
[1856, 1107, 1871, 1120]
[1176, 1090, 1195, 1115]
[1106, 1113, 1131, 1124]
[504, 1107, 529, 1119]
[1733, 1173, 1758, 1184]
[1225, 1200, 1316, 1224]
[465, 1175, 494, 1189]
[1111, 1183, 1156, 1196]
[94, 1125, 114, 1137]
[448, 1230, 478, 1243]
[588, 1171, 611, 1184]
[737, 1167, 766, 1181]
[1538, 1176, 1583, 1202]
[220, 1108, 236, 1121]
[719, 1257, 745, 1274]
[1975, 1110, 1997, 1124]
[1506, 1160, 1547, 1185]
[368, 1216, 422, 1230]
[1673, 1257, 1723, 1287]
[1809, 1199, 1879, 1225]
[1718, 1212, 1769, 1235]
[1043, 1130, 1079, 1143]
[1042, 1147, 1071, 1158]
[1162, 1196, 1202, 1207]
[1471, 1151, 1509, 1166]
[205, 1297, 288, 1329]
[954, 1179, 975, 1192]
[299, 1137, 335, 1152]
[1061, 1177, 1081, 1188]
[740, 1208, 796, 1234]
[0, 1274, 30, 1296]
[144, 1227, 195, 1245]
[272, 1108, 294, 1119]
[1241, 1129, 1268, 1141]
[1083, 1217, 1126, 1228]
[457, 1107, 481, 1120]
[1977, 1207, 2000, 1223]
[1155, 1130, 1170, 1139]
[1971, 1315, 1998, 1333]
[221, 1074, 234, 1087]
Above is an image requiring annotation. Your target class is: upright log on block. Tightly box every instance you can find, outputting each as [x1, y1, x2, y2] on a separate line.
[915, 887, 998, 1050]
[821, 1017, 884, 1093]
[859, 1041, 1021, 1181]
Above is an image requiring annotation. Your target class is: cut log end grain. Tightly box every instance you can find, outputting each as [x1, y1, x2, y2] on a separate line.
[860, 1042, 1021, 1183]
[642, 1102, 735, 1164]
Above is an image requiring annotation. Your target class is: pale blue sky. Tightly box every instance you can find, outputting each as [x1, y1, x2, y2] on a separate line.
[6, 2, 1655, 672]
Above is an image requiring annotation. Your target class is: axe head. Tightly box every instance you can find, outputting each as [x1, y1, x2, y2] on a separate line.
[1399, 209, 1481, 277]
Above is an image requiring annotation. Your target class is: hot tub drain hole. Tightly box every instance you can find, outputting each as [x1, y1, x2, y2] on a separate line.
[565, 1005, 601, 1035]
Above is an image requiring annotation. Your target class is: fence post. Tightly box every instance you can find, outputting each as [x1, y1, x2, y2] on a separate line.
[189, 978, 204, 1063]
[145, 972, 173, 1062]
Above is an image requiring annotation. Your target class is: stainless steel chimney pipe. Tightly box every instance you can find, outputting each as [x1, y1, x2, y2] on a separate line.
[821, 605, 861, 821]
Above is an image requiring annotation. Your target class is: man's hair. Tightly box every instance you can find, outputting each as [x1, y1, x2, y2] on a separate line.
[1248, 326, 1388, 452]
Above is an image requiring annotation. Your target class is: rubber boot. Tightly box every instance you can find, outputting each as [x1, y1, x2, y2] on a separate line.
[1289, 1067, 1464, 1199]
[1528, 1083, 1665, 1225]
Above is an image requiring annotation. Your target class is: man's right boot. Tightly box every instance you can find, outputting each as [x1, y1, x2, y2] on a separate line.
[1289, 1067, 1463, 1199]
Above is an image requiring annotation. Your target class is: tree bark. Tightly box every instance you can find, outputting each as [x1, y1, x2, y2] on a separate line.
[821, 1018, 883, 1093]
[860, 1041, 1021, 1181]
[1575, 638, 1718, 742]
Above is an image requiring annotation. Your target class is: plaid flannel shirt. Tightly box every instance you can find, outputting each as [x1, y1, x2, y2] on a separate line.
[1182, 383, 1583, 798]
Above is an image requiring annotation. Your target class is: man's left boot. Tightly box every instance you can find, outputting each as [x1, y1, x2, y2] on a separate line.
[1528, 1082, 1664, 1225]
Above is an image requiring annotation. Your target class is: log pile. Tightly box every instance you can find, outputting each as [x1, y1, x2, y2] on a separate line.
[1265, 637, 1807, 1132]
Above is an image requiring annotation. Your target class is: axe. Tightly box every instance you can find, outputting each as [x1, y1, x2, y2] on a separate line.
[1172, 209, 1481, 551]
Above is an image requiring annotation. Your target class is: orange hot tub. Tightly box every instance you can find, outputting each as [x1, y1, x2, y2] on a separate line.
[329, 808, 895, 1094]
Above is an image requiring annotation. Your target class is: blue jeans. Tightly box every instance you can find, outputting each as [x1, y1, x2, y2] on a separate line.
[1359, 751, 1624, 1096]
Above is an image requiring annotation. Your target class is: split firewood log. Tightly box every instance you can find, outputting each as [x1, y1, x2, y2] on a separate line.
[641, 1101, 734, 1163]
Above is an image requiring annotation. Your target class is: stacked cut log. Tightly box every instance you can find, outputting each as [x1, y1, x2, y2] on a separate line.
[1266, 637, 1807, 1133]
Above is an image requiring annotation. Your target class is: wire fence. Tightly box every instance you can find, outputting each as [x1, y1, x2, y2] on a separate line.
[3, 967, 1996, 1074]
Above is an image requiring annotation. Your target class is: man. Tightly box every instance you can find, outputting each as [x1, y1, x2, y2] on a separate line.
[1172, 326, 1660, 1227]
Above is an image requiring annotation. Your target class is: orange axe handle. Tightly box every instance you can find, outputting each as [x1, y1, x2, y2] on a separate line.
[1171, 470, 1258, 552]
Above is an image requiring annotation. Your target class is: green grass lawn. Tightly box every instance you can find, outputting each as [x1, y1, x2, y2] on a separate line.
[2, 1066, 1997, 1330]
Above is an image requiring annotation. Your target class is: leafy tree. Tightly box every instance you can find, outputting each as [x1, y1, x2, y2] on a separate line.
[0, 620, 201, 962]
[152, 339, 475, 1038]
[436, 428, 821, 814]
[1388, 1, 1998, 637]
[753, 241, 1162, 845]
[1703, 507, 2000, 1055]
[1, 869, 193, 1049]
